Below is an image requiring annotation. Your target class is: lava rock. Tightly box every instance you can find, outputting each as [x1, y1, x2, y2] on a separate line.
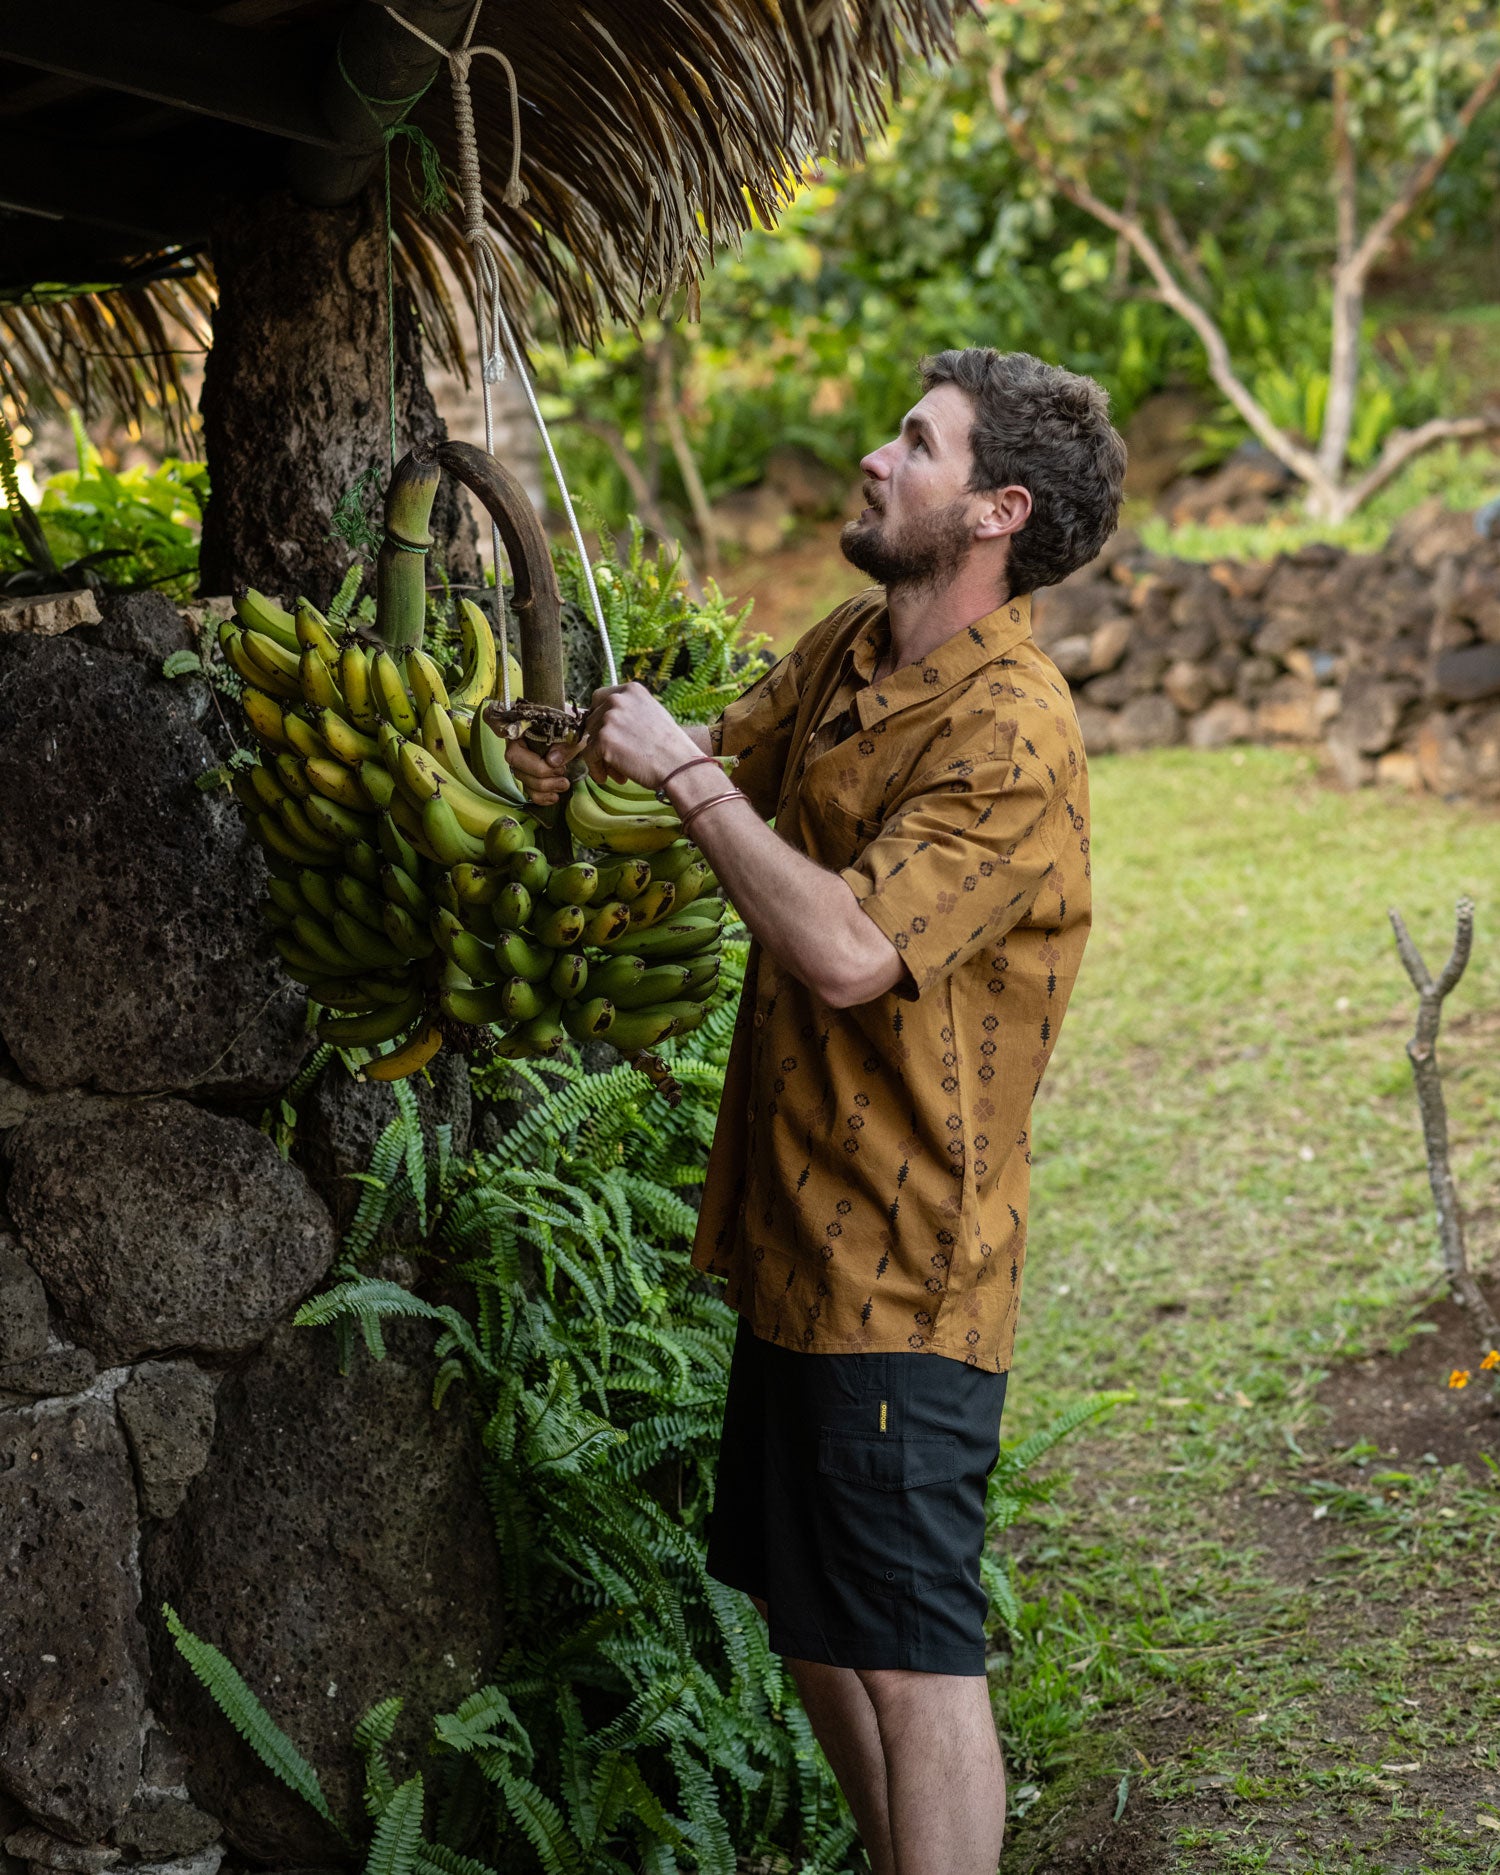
[110, 1795, 220, 1861]
[0, 633, 306, 1096]
[295, 1048, 471, 1235]
[6, 1100, 336, 1364]
[1112, 693, 1183, 753]
[0, 1241, 48, 1364]
[82, 593, 193, 664]
[1331, 677, 1409, 756]
[1087, 615, 1132, 674]
[1432, 642, 1500, 705]
[144, 1321, 502, 1864]
[1074, 704, 1118, 755]
[1186, 698, 1255, 750]
[1162, 660, 1220, 716]
[0, 1347, 98, 1404]
[0, 1396, 148, 1841]
[2, 1833, 118, 1873]
[116, 1363, 217, 1520]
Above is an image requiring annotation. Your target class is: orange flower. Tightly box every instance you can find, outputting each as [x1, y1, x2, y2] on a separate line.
[1481, 1350, 1500, 1371]
[1448, 1369, 1472, 1390]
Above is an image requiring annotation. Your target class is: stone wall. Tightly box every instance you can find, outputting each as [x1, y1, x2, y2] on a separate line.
[0, 594, 501, 1874]
[1032, 499, 1500, 800]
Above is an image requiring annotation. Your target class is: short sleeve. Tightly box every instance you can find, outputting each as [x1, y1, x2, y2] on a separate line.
[710, 602, 863, 817]
[839, 729, 1059, 1001]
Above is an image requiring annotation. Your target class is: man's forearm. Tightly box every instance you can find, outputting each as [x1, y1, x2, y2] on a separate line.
[663, 763, 902, 1007]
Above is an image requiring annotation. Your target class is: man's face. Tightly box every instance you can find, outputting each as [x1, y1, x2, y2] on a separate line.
[840, 383, 980, 592]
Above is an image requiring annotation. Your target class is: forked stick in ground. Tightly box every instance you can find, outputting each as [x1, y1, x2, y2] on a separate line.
[1388, 896, 1500, 1349]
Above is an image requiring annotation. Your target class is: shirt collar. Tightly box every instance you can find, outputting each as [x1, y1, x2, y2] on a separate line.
[850, 593, 1034, 728]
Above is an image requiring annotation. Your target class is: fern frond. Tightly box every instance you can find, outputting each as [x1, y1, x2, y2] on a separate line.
[162, 1605, 349, 1842]
[364, 1775, 424, 1875]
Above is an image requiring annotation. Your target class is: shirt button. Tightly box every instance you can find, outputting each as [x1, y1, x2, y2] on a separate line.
[884, 1569, 896, 1580]
[753, 1012, 765, 1028]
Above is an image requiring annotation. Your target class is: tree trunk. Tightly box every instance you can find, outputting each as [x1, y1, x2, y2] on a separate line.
[198, 187, 478, 606]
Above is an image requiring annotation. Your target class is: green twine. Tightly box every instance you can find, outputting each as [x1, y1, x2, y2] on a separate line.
[331, 36, 450, 468]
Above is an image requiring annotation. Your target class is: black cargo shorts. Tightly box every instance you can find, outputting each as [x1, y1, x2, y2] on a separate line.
[705, 1316, 1008, 1675]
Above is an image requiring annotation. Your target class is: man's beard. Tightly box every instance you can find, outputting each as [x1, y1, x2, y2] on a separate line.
[839, 495, 973, 595]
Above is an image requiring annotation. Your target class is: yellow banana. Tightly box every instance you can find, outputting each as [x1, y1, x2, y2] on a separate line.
[339, 643, 381, 734]
[242, 627, 305, 692]
[221, 624, 300, 701]
[235, 589, 300, 653]
[295, 598, 341, 663]
[468, 709, 530, 805]
[272, 751, 312, 799]
[241, 686, 294, 751]
[304, 757, 375, 814]
[398, 743, 523, 841]
[299, 649, 348, 719]
[451, 597, 498, 708]
[317, 987, 425, 1048]
[405, 648, 450, 715]
[420, 701, 503, 801]
[421, 793, 488, 865]
[373, 651, 419, 734]
[317, 708, 381, 768]
[360, 1023, 444, 1082]
[282, 710, 329, 761]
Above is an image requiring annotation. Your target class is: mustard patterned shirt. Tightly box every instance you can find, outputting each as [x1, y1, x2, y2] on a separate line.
[693, 589, 1091, 1371]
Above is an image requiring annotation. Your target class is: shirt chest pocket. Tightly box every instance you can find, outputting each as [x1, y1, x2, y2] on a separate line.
[804, 794, 883, 869]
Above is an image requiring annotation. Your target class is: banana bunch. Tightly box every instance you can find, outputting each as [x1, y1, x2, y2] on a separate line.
[224, 589, 728, 1080]
[564, 770, 691, 854]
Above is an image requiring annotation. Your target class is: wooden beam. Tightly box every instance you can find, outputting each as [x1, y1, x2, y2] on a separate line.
[0, 0, 340, 146]
[0, 133, 215, 243]
[288, 0, 474, 205]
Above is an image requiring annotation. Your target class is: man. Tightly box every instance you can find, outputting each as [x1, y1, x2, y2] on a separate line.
[509, 348, 1126, 1874]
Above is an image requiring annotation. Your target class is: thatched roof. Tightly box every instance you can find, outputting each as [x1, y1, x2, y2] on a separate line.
[0, 0, 959, 431]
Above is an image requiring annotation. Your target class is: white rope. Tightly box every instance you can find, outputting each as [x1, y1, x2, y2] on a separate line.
[383, 1, 619, 699]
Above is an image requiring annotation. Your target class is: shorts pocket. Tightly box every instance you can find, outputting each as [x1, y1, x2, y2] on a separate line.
[815, 1431, 963, 1595]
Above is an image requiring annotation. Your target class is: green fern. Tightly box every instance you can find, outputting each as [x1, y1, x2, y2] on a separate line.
[162, 1605, 350, 1843]
[365, 1775, 424, 1875]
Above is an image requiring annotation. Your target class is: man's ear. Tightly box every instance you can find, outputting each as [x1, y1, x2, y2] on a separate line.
[974, 484, 1032, 541]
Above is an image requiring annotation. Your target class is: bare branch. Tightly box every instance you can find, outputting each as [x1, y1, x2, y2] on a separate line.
[1348, 56, 1500, 288]
[1390, 898, 1499, 1351]
[1435, 895, 1476, 1001]
[562, 411, 704, 597]
[989, 62, 1327, 495]
[1153, 198, 1212, 303]
[654, 339, 720, 579]
[1335, 414, 1498, 517]
[1388, 907, 1433, 996]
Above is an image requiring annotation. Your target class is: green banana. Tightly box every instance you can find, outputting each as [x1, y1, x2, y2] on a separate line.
[531, 901, 586, 949]
[549, 950, 588, 999]
[565, 774, 681, 854]
[493, 929, 554, 983]
[439, 978, 509, 1026]
[604, 912, 725, 960]
[627, 880, 677, 928]
[254, 811, 332, 868]
[381, 863, 430, 917]
[301, 793, 375, 848]
[588, 953, 649, 1001]
[334, 873, 386, 931]
[670, 859, 716, 908]
[296, 867, 339, 921]
[259, 898, 296, 932]
[421, 793, 488, 865]
[317, 987, 425, 1048]
[468, 708, 530, 805]
[292, 913, 362, 972]
[329, 908, 404, 968]
[507, 847, 551, 895]
[432, 908, 502, 983]
[592, 856, 653, 902]
[506, 1001, 566, 1055]
[275, 933, 364, 978]
[377, 814, 422, 875]
[648, 843, 699, 883]
[221, 624, 300, 700]
[381, 903, 436, 959]
[483, 814, 532, 862]
[242, 627, 305, 693]
[266, 875, 305, 919]
[358, 971, 422, 1004]
[545, 861, 599, 906]
[563, 997, 616, 1041]
[451, 862, 502, 905]
[597, 1004, 684, 1052]
[345, 839, 382, 885]
[357, 759, 396, 809]
[492, 881, 533, 930]
[500, 976, 550, 1022]
[610, 964, 695, 1009]
[583, 899, 633, 946]
[278, 798, 342, 858]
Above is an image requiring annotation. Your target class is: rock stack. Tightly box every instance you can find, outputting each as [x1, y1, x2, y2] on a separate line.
[1034, 499, 1500, 800]
[0, 592, 501, 1871]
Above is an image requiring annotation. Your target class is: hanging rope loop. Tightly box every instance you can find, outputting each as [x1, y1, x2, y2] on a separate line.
[383, 0, 616, 701]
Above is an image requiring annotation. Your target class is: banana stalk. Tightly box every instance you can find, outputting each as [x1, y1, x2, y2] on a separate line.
[375, 450, 440, 653]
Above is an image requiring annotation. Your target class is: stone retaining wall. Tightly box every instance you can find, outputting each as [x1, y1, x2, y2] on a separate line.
[0, 593, 501, 1874]
[1032, 499, 1500, 800]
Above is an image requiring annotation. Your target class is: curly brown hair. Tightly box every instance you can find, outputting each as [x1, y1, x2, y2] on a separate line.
[920, 348, 1127, 597]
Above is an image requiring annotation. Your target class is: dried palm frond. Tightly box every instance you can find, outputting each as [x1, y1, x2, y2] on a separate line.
[0, 0, 959, 433]
[0, 255, 214, 449]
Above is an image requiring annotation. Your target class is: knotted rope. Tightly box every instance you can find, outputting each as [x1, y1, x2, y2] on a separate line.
[384, 0, 619, 704]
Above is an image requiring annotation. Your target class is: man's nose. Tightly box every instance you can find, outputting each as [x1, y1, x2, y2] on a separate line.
[860, 445, 892, 479]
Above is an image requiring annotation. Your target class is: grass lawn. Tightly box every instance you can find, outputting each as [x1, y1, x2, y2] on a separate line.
[994, 747, 1500, 1874]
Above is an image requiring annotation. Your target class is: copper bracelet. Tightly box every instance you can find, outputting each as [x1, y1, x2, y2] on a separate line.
[677, 788, 750, 833]
[655, 754, 724, 802]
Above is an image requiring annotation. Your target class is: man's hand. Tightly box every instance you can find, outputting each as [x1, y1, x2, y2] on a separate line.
[578, 681, 703, 789]
[502, 683, 709, 804]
